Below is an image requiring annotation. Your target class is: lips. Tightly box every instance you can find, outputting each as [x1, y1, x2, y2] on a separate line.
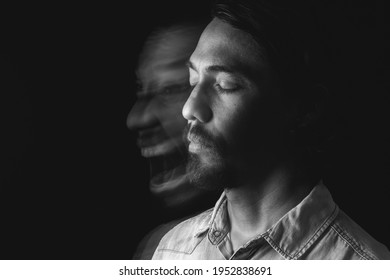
[188, 137, 211, 155]
[187, 133, 210, 150]
[137, 127, 182, 158]
[137, 134, 165, 149]
[187, 133, 201, 145]
[188, 141, 202, 153]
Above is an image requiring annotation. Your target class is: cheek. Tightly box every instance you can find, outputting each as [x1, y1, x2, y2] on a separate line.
[212, 93, 285, 150]
[158, 100, 188, 138]
[211, 94, 257, 145]
[160, 95, 187, 121]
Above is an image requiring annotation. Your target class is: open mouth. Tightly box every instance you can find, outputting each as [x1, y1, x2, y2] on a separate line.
[140, 139, 178, 157]
[148, 149, 187, 192]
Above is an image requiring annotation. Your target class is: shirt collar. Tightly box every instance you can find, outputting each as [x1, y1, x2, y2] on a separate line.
[265, 182, 339, 259]
[195, 181, 339, 259]
[193, 191, 227, 241]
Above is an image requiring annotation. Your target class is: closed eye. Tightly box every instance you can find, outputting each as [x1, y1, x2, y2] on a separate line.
[215, 75, 242, 93]
[215, 83, 241, 93]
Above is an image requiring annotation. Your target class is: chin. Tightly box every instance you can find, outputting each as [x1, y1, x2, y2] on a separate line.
[186, 152, 232, 191]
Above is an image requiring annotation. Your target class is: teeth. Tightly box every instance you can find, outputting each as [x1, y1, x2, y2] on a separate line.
[141, 140, 178, 157]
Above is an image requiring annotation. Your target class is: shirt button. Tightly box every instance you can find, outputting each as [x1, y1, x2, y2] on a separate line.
[213, 230, 221, 237]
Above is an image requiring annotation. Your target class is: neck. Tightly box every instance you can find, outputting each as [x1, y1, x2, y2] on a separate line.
[226, 160, 315, 251]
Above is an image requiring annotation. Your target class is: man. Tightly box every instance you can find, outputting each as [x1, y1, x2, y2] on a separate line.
[128, 19, 220, 259]
[152, 0, 390, 259]
[127, 22, 211, 209]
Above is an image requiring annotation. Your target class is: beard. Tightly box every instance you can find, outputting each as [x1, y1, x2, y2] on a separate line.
[186, 152, 232, 191]
[184, 124, 235, 191]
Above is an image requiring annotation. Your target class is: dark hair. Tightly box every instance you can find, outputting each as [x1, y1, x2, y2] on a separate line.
[212, 0, 323, 100]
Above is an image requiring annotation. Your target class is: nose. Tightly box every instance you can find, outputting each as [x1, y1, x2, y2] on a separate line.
[127, 99, 158, 131]
[182, 85, 212, 123]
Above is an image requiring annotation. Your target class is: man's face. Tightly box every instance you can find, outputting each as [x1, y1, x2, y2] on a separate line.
[128, 31, 192, 158]
[183, 18, 287, 190]
[127, 29, 195, 206]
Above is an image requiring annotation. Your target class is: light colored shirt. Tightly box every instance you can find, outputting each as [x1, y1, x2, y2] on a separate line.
[152, 183, 390, 259]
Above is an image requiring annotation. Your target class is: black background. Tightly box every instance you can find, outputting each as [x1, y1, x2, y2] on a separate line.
[1, 0, 388, 259]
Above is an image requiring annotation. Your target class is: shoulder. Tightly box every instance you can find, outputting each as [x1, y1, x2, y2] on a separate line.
[152, 208, 213, 258]
[133, 219, 184, 259]
[328, 209, 390, 259]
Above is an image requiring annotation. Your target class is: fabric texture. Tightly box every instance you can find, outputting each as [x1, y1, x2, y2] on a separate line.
[152, 183, 390, 260]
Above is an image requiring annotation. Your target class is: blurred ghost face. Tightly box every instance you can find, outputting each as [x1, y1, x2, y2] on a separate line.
[127, 26, 202, 207]
[183, 19, 288, 190]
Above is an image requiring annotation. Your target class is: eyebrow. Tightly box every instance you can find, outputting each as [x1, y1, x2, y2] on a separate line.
[186, 60, 237, 75]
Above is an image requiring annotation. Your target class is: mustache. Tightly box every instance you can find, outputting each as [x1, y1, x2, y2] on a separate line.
[184, 124, 226, 152]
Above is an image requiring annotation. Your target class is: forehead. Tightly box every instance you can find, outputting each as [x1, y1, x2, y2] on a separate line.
[136, 52, 189, 99]
[137, 58, 188, 84]
[190, 18, 265, 75]
[137, 41, 189, 80]
[137, 29, 195, 86]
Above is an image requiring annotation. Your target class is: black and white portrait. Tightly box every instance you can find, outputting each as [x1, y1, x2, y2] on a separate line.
[1, 0, 388, 261]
